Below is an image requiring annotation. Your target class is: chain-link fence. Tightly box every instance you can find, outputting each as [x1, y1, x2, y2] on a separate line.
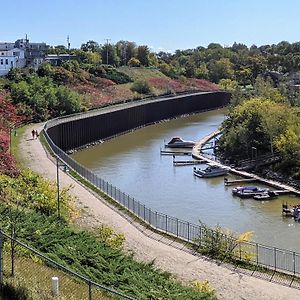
[43, 120, 300, 287]
[0, 231, 135, 300]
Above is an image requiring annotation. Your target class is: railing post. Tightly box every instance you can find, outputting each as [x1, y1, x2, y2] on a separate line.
[143, 205, 146, 221]
[293, 252, 296, 275]
[187, 222, 190, 242]
[165, 215, 168, 233]
[176, 218, 179, 237]
[256, 243, 259, 265]
[11, 226, 15, 277]
[0, 230, 3, 284]
[155, 211, 158, 229]
[274, 247, 277, 271]
[88, 281, 93, 300]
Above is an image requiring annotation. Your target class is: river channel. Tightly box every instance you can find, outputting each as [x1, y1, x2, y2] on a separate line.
[72, 108, 300, 252]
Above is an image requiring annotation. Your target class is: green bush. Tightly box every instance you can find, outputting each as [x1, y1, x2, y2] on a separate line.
[130, 79, 152, 94]
[103, 66, 132, 84]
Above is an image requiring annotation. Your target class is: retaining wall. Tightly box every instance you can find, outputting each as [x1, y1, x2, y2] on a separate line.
[46, 91, 230, 151]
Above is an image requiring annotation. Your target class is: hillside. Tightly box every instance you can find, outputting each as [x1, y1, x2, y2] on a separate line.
[69, 66, 219, 109]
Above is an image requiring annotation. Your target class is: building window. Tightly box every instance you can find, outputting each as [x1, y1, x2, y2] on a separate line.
[0, 59, 3, 65]
[5, 59, 8, 65]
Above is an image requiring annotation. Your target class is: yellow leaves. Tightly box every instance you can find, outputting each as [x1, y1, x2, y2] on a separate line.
[236, 231, 254, 243]
[97, 224, 125, 249]
[192, 280, 215, 295]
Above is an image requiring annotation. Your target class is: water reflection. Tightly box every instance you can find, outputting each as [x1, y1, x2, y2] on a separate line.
[72, 108, 300, 252]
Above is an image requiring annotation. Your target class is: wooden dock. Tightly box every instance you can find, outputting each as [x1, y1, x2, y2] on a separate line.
[173, 159, 205, 166]
[192, 131, 300, 197]
[160, 150, 191, 156]
[224, 178, 257, 186]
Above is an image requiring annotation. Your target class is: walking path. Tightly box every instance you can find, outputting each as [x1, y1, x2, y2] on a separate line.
[19, 124, 300, 300]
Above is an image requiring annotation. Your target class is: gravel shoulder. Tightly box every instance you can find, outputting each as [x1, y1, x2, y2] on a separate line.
[19, 124, 300, 300]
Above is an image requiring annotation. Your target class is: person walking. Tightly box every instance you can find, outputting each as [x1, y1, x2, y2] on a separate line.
[31, 129, 35, 139]
[35, 130, 39, 139]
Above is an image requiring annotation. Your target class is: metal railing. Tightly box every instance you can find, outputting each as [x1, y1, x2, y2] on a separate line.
[43, 124, 300, 287]
[0, 230, 135, 300]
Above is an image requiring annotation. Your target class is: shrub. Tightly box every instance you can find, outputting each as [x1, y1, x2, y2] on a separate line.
[103, 66, 132, 84]
[130, 79, 152, 94]
[128, 57, 141, 67]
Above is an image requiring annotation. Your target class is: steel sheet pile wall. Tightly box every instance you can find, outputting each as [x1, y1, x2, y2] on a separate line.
[47, 92, 230, 151]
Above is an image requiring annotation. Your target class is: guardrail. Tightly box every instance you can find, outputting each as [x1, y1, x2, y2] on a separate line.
[43, 118, 300, 288]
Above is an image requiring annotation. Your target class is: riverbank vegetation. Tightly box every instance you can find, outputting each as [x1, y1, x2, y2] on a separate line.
[217, 76, 300, 179]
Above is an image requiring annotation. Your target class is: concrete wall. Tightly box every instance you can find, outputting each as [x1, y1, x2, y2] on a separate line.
[47, 91, 230, 152]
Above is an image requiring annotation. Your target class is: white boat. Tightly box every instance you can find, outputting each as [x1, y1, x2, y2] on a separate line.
[165, 137, 195, 148]
[232, 186, 268, 198]
[253, 190, 278, 200]
[193, 165, 228, 178]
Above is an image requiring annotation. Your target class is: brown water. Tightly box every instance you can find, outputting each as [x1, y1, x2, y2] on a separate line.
[72, 108, 300, 252]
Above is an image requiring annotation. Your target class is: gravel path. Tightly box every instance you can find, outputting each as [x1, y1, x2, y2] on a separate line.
[20, 124, 300, 300]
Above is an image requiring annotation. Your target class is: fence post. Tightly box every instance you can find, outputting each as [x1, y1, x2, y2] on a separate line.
[143, 205, 146, 221]
[187, 222, 190, 242]
[165, 215, 168, 233]
[274, 247, 277, 271]
[11, 226, 15, 276]
[0, 230, 3, 284]
[293, 252, 296, 275]
[88, 281, 93, 300]
[176, 218, 179, 237]
[155, 212, 158, 229]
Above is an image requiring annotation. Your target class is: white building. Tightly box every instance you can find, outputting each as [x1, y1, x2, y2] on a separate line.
[0, 48, 26, 76]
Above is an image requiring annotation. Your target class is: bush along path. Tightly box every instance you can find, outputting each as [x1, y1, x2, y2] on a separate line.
[16, 124, 300, 300]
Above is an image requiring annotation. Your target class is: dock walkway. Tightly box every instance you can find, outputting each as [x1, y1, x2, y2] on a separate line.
[192, 131, 300, 196]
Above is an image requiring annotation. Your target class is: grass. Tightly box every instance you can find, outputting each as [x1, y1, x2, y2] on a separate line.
[10, 125, 30, 167]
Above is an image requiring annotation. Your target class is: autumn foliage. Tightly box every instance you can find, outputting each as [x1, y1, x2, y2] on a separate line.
[0, 91, 25, 176]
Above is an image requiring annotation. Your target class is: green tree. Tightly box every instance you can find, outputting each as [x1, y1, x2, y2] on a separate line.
[80, 40, 100, 52]
[208, 58, 234, 83]
[136, 45, 150, 66]
[101, 44, 120, 66]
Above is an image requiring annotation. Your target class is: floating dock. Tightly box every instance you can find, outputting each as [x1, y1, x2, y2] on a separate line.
[192, 131, 300, 197]
[173, 159, 205, 166]
[160, 149, 191, 156]
[224, 178, 257, 186]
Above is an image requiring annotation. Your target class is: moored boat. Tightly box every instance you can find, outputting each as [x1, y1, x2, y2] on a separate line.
[193, 164, 228, 178]
[232, 186, 268, 198]
[165, 137, 195, 148]
[253, 190, 278, 200]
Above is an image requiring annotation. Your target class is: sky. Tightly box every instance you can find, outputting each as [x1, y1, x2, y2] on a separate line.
[2, 0, 300, 53]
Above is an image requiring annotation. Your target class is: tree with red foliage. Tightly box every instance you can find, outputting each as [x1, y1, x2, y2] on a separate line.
[0, 91, 26, 176]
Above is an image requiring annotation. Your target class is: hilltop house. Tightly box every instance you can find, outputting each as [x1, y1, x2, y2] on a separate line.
[0, 47, 26, 76]
[0, 38, 49, 76]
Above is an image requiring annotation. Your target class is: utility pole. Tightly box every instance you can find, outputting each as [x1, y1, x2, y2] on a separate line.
[67, 35, 70, 60]
[104, 38, 111, 65]
[67, 35, 70, 51]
